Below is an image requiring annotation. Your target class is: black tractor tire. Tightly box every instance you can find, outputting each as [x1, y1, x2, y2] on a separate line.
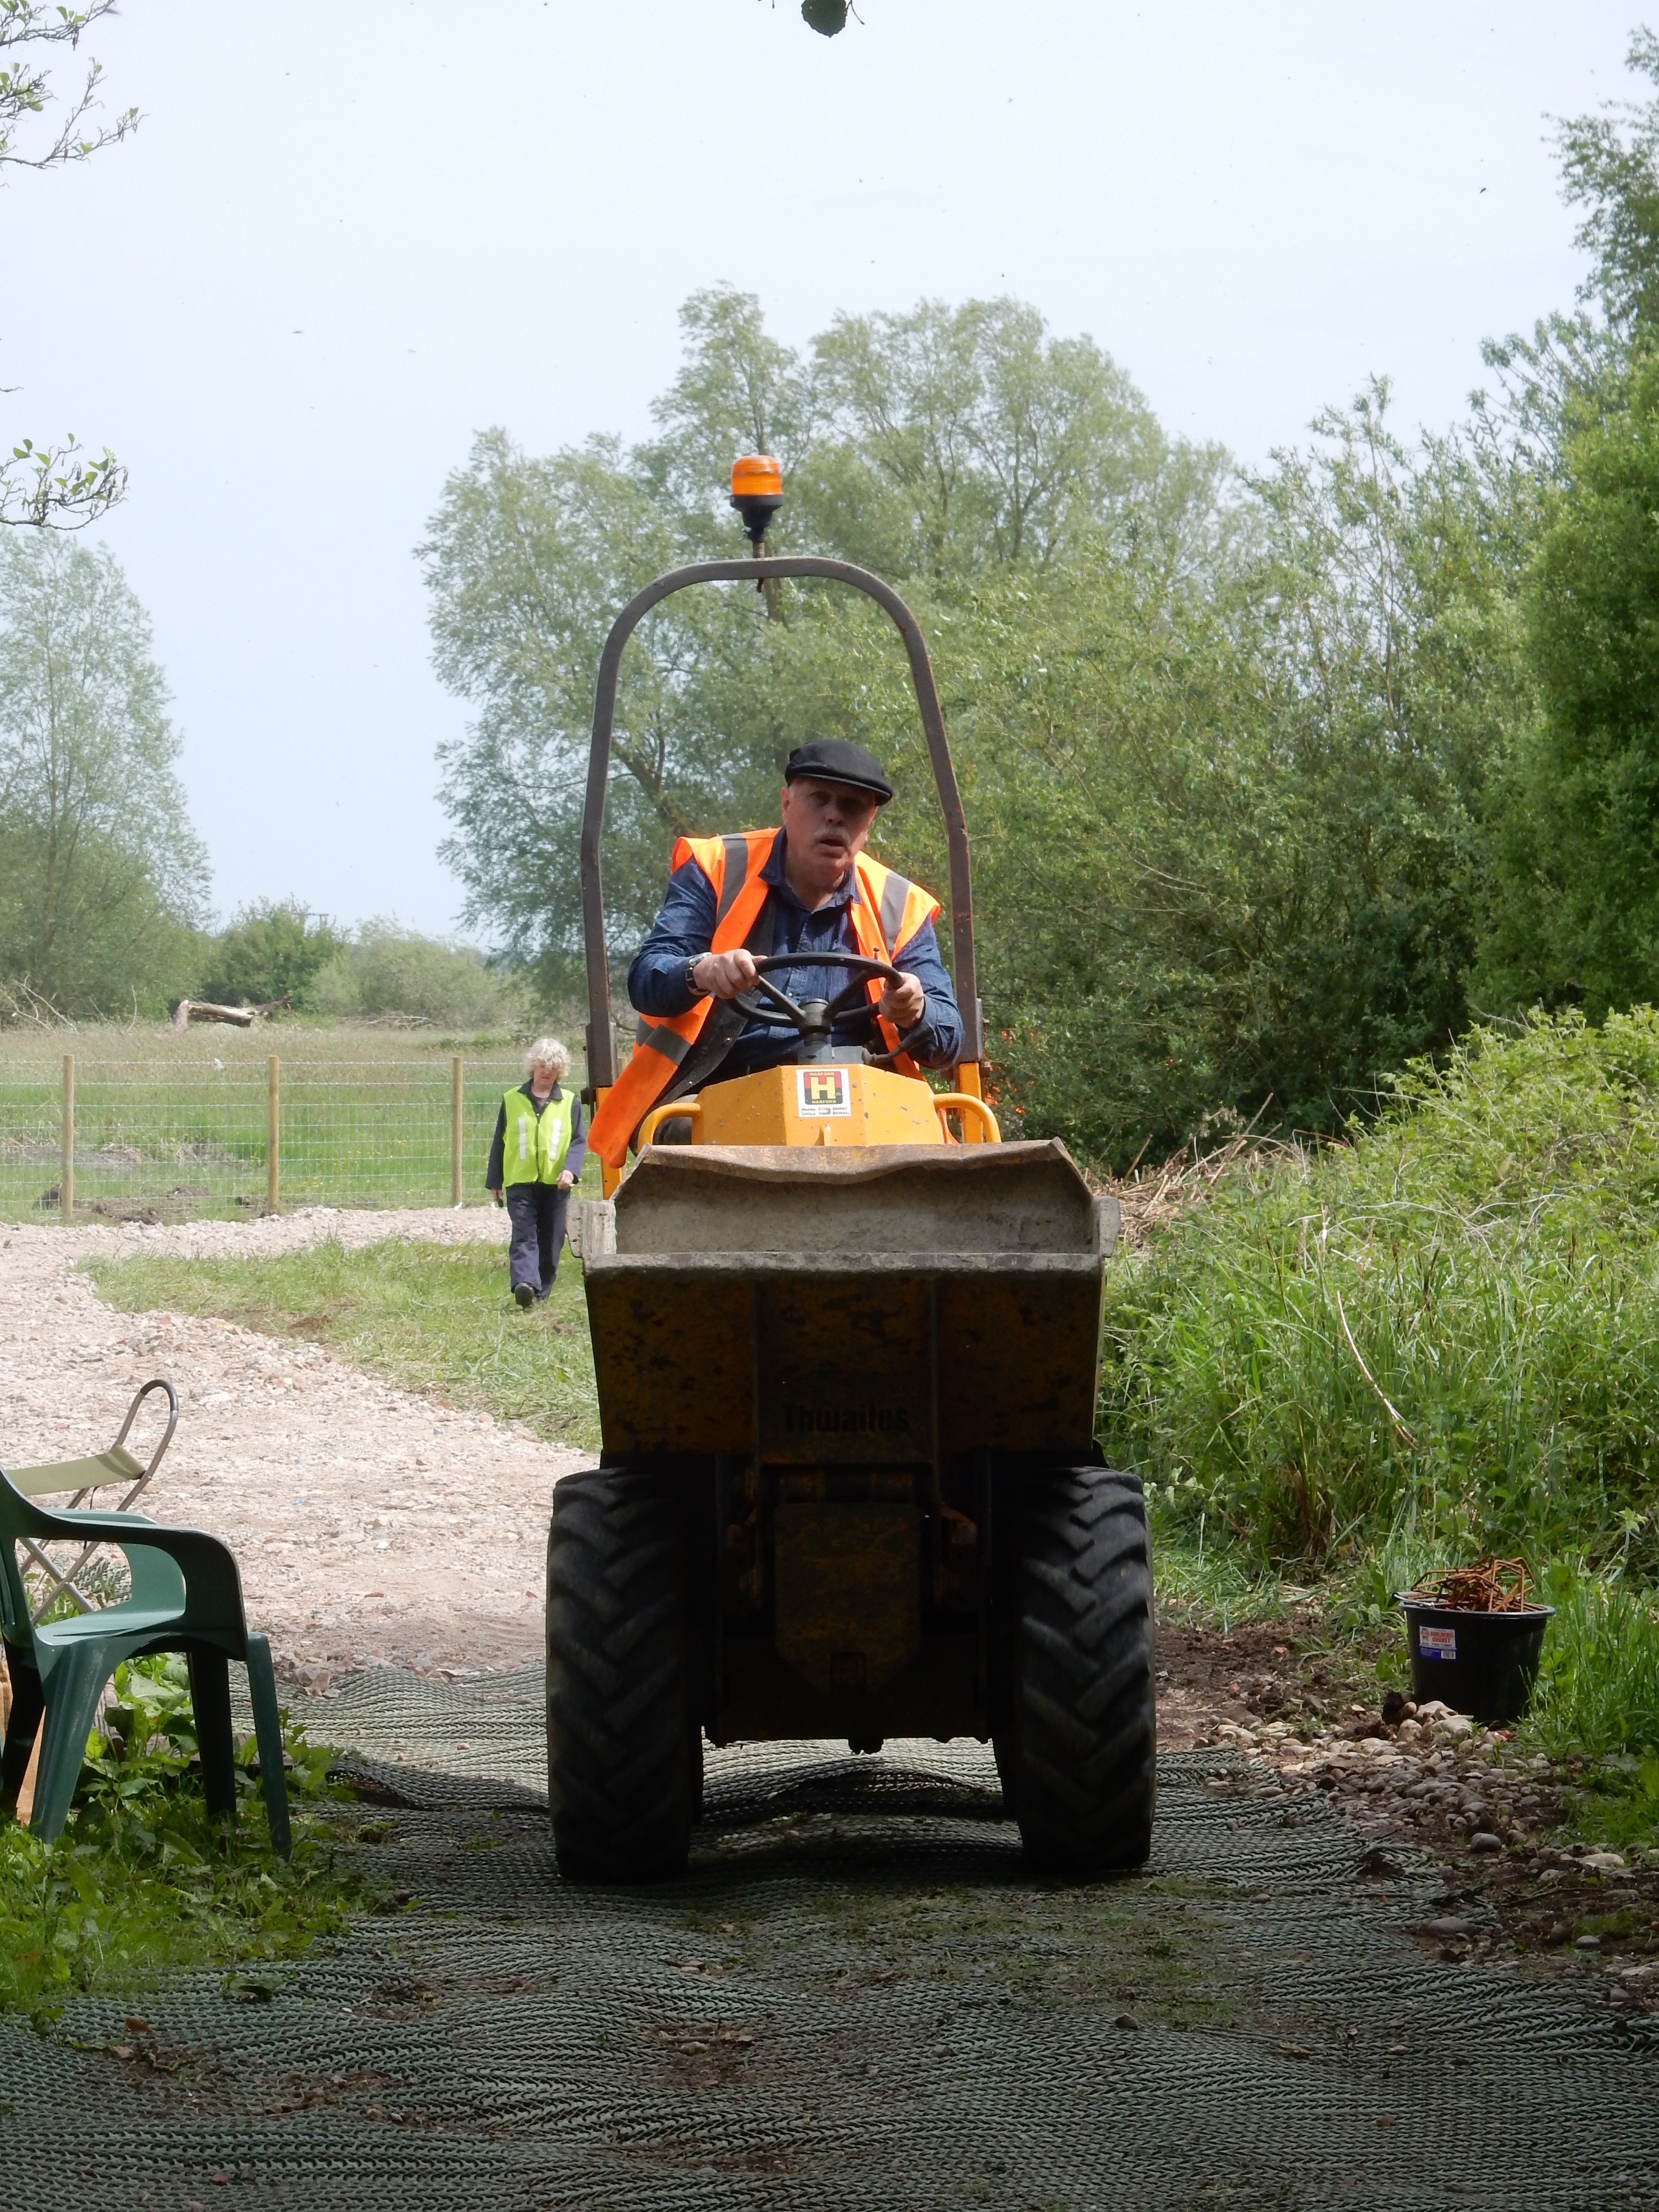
[997, 1467, 1156, 1872]
[546, 1462, 697, 1881]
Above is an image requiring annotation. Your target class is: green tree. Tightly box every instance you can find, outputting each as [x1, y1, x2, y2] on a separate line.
[1475, 32, 1659, 1015]
[1553, 26, 1659, 338]
[423, 426, 785, 993]
[425, 286, 1540, 1163]
[306, 919, 531, 1032]
[423, 288, 1225, 999]
[0, 530, 207, 1012]
[1482, 349, 1659, 1014]
[807, 388, 1525, 1163]
[636, 287, 815, 544]
[1, 1, 136, 528]
[198, 901, 343, 1009]
[804, 294, 1202, 578]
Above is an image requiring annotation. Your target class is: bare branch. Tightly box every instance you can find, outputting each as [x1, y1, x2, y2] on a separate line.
[0, 5, 137, 523]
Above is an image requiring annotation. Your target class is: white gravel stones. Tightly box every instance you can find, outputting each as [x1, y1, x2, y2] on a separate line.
[0, 1210, 593, 1685]
[1207, 1693, 1564, 1870]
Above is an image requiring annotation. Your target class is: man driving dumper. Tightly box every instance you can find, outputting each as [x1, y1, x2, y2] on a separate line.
[587, 737, 962, 1166]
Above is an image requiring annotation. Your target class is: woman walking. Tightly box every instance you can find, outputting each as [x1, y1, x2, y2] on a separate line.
[486, 1037, 587, 1308]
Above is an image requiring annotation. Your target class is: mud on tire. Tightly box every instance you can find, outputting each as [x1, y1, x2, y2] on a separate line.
[546, 1462, 697, 1881]
[998, 1467, 1156, 1871]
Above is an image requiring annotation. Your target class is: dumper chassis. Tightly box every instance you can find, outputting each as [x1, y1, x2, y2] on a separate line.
[549, 517, 1154, 1880]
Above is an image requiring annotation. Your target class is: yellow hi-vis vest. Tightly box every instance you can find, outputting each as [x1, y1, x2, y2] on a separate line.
[501, 1085, 575, 1188]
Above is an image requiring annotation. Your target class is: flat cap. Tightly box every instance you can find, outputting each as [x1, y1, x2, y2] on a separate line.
[783, 737, 893, 804]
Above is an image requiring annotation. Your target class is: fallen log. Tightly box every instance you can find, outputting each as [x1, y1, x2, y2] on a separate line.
[168, 994, 291, 1031]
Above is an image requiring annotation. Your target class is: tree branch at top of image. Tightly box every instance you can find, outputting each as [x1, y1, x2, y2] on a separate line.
[0, 0, 137, 174]
[1, 0, 138, 529]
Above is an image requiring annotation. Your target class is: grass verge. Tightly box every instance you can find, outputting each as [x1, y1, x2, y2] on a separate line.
[1101, 1009, 1659, 1576]
[1113, 1004, 1659, 1846]
[83, 1234, 600, 1450]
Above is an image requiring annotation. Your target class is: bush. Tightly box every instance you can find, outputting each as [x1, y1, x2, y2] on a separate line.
[198, 901, 343, 1008]
[305, 917, 532, 1031]
[1101, 1008, 1659, 1574]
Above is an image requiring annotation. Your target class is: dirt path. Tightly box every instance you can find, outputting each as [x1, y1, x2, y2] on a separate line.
[0, 1209, 592, 1685]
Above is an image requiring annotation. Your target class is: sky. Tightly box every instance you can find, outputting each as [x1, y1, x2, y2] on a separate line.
[0, 1, 1639, 938]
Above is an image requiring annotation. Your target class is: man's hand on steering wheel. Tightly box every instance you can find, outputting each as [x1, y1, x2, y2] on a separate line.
[692, 949, 760, 1000]
[878, 969, 925, 1030]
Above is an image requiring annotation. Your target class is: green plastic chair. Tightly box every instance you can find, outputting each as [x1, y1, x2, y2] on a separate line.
[0, 1468, 291, 1854]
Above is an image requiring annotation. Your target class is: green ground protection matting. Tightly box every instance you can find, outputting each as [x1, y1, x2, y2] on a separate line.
[2, 1665, 1656, 2211]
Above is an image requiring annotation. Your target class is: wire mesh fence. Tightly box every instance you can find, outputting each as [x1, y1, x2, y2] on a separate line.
[0, 1053, 552, 1221]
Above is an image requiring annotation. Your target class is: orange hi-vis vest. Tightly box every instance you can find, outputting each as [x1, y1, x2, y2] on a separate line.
[589, 830, 942, 1168]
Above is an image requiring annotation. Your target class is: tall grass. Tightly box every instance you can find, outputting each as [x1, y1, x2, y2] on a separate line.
[1527, 1566, 1659, 1760]
[1101, 1010, 1659, 1575]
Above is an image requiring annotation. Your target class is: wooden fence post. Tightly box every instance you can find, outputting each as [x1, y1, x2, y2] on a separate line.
[60, 1054, 73, 1223]
[451, 1055, 464, 1207]
[267, 1055, 280, 1215]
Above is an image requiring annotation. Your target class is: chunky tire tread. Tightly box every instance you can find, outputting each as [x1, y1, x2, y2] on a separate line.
[1005, 1467, 1156, 1871]
[546, 1464, 696, 1881]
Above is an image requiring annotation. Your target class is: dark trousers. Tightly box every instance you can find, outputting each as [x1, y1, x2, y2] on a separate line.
[505, 1183, 569, 1299]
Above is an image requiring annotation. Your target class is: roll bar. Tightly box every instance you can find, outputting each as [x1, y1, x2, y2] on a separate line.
[579, 555, 982, 1088]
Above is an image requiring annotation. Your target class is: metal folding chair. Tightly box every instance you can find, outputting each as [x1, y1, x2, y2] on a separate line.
[7, 1379, 179, 1621]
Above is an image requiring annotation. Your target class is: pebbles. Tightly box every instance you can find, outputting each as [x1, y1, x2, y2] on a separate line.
[1204, 1695, 1576, 1898]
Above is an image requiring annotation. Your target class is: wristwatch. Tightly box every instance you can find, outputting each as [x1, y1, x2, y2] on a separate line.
[685, 958, 705, 1000]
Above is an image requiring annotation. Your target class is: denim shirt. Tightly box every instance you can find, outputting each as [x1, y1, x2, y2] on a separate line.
[627, 830, 964, 1074]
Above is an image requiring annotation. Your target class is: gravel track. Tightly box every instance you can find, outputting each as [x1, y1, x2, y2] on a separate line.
[0, 1208, 592, 1686]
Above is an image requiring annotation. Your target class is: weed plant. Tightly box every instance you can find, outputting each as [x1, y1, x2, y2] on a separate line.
[85, 1235, 601, 1450]
[1101, 1010, 1659, 1576]
[0, 1655, 362, 2016]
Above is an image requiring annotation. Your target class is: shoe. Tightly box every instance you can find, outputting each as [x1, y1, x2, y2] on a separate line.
[513, 1283, 535, 1310]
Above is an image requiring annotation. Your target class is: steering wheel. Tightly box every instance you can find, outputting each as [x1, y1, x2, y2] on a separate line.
[727, 951, 929, 1068]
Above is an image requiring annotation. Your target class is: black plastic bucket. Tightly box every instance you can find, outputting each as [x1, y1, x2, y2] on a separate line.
[1396, 1599, 1553, 1725]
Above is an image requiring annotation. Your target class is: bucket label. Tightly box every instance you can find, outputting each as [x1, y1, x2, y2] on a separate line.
[1419, 1625, 1457, 1660]
[796, 1066, 852, 1119]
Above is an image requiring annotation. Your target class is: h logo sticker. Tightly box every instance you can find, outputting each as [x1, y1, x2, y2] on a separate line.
[795, 1066, 852, 1119]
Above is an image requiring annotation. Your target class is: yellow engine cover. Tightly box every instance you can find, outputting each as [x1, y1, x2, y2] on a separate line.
[690, 1061, 943, 1148]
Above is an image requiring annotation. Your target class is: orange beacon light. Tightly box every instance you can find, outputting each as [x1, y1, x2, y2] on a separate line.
[730, 455, 783, 547]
